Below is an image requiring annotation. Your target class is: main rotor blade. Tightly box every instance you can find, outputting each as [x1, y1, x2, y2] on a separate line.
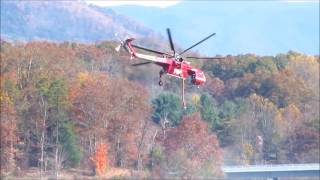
[186, 56, 224, 60]
[167, 28, 175, 54]
[179, 33, 216, 56]
[131, 61, 153, 66]
[132, 44, 169, 56]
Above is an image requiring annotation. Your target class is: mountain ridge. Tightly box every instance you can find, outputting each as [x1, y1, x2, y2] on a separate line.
[111, 1, 319, 56]
[1, 1, 318, 56]
[0, 1, 163, 44]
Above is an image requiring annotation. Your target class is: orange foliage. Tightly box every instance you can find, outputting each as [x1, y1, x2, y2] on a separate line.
[0, 91, 18, 173]
[164, 113, 223, 175]
[204, 77, 225, 97]
[70, 72, 150, 167]
[91, 143, 108, 176]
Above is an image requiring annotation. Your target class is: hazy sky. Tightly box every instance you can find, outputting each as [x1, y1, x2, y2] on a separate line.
[85, 0, 181, 8]
[86, 0, 319, 55]
[86, 0, 317, 8]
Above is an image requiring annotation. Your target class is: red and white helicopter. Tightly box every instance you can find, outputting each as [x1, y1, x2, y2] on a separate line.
[116, 28, 223, 108]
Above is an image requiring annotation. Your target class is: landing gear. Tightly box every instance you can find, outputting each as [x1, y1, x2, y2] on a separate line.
[191, 73, 196, 84]
[158, 70, 164, 86]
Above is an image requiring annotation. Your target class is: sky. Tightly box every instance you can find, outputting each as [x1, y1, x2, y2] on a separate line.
[86, 0, 316, 8]
[85, 0, 181, 8]
[85, 0, 319, 55]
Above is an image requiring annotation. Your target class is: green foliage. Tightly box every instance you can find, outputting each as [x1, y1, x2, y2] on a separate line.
[220, 100, 238, 119]
[216, 98, 248, 146]
[287, 50, 302, 59]
[59, 120, 81, 167]
[47, 79, 68, 108]
[258, 78, 278, 98]
[37, 78, 81, 167]
[95, 41, 118, 51]
[1, 40, 318, 176]
[206, 54, 258, 80]
[151, 145, 165, 166]
[196, 161, 220, 179]
[183, 102, 198, 115]
[152, 92, 183, 126]
[256, 56, 278, 73]
[3, 79, 20, 100]
[305, 117, 320, 132]
[199, 93, 221, 130]
[234, 97, 248, 112]
[274, 53, 289, 70]
[36, 78, 51, 97]
[211, 63, 246, 80]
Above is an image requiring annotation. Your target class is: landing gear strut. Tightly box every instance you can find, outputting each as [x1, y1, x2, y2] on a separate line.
[158, 70, 164, 86]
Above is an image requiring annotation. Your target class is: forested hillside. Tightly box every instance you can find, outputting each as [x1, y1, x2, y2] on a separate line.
[1, 40, 319, 179]
[0, 1, 166, 47]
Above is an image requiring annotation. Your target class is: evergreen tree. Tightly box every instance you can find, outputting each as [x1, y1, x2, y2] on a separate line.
[199, 93, 221, 131]
[59, 121, 81, 167]
[152, 92, 183, 126]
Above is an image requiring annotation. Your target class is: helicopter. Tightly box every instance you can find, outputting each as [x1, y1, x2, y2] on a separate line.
[116, 28, 223, 108]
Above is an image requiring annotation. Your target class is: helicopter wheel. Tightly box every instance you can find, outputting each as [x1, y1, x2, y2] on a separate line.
[158, 80, 163, 86]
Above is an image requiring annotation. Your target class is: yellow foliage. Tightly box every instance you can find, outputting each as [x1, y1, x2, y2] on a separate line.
[243, 143, 254, 159]
[287, 53, 319, 96]
[249, 93, 276, 110]
[285, 103, 301, 120]
[275, 103, 302, 139]
[191, 93, 200, 106]
[77, 72, 89, 84]
[240, 143, 254, 165]
[0, 91, 13, 105]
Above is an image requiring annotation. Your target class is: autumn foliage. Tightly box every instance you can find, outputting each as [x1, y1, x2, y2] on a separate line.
[153, 113, 223, 178]
[165, 113, 222, 164]
[0, 39, 318, 179]
[0, 91, 18, 174]
[91, 143, 108, 176]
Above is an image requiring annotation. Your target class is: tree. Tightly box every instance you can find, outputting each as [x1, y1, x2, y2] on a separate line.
[220, 100, 238, 119]
[217, 99, 243, 146]
[260, 70, 313, 108]
[69, 72, 112, 167]
[59, 121, 81, 167]
[1, 39, 319, 178]
[157, 113, 223, 179]
[45, 79, 72, 177]
[286, 52, 319, 101]
[229, 94, 282, 164]
[255, 56, 278, 74]
[1, 41, 87, 170]
[70, 72, 150, 169]
[91, 143, 108, 176]
[0, 91, 19, 175]
[204, 76, 225, 97]
[199, 93, 221, 131]
[105, 78, 150, 168]
[152, 93, 182, 127]
[281, 128, 320, 163]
